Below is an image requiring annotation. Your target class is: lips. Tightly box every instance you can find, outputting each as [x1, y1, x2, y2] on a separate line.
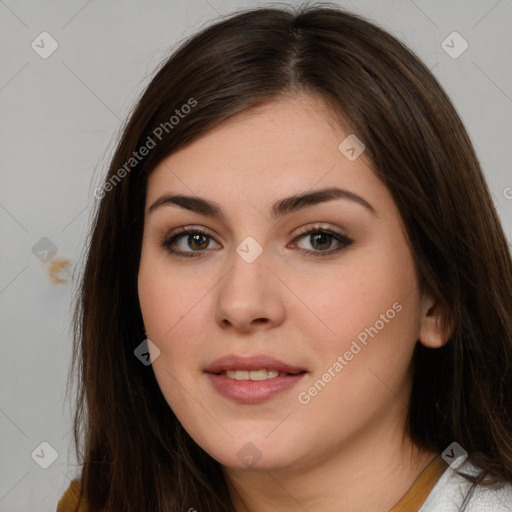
[204, 355, 307, 375]
[204, 355, 307, 404]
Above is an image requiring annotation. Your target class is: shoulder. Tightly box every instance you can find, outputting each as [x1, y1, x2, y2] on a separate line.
[56, 479, 82, 512]
[467, 479, 512, 511]
[419, 460, 512, 511]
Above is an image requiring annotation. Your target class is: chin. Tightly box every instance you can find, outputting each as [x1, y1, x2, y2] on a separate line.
[198, 433, 308, 472]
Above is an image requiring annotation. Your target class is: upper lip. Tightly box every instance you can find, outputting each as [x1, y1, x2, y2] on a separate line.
[204, 355, 307, 374]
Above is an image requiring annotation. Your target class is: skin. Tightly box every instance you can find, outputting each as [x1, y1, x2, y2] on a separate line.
[137, 93, 448, 511]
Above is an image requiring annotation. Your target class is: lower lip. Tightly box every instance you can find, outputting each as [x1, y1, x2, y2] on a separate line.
[206, 372, 306, 404]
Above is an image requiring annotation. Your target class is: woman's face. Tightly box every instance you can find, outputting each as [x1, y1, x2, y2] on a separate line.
[138, 93, 434, 471]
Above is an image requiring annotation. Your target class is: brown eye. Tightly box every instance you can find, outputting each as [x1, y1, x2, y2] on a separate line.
[293, 227, 352, 257]
[187, 233, 209, 250]
[308, 232, 334, 251]
[162, 228, 220, 257]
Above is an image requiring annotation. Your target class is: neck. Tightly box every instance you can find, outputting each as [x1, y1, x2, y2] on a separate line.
[223, 418, 438, 512]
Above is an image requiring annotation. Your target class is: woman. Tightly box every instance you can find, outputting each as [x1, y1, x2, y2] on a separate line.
[58, 3, 512, 511]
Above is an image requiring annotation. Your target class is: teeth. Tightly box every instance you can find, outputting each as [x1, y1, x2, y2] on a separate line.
[225, 369, 281, 380]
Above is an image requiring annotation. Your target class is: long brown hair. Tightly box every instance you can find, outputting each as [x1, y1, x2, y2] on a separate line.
[67, 3, 512, 510]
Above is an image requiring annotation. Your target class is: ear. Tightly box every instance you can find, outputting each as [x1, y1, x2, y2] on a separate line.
[418, 294, 452, 349]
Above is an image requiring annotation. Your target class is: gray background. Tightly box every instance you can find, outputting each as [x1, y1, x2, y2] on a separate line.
[0, 0, 511, 510]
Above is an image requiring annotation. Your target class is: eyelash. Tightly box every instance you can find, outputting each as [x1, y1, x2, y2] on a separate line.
[161, 225, 353, 258]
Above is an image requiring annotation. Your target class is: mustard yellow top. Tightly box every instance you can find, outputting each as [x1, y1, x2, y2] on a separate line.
[389, 454, 448, 512]
[57, 478, 83, 511]
[57, 454, 447, 511]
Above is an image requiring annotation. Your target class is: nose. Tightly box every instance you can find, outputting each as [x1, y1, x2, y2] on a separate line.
[214, 247, 286, 333]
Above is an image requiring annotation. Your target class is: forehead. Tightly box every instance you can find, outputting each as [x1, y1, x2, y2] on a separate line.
[145, 93, 382, 212]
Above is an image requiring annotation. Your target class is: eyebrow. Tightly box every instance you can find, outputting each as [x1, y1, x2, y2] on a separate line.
[148, 186, 377, 219]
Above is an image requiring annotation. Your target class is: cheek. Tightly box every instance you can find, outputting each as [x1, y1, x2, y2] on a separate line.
[138, 262, 211, 416]
[138, 247, 189, 332]
[138, 255, 218, 366]
[294, 245, 421, 416]
[292, 244, 419, 356]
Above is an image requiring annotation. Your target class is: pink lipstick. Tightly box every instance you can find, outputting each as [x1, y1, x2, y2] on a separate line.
[204, 355, 307, 404]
